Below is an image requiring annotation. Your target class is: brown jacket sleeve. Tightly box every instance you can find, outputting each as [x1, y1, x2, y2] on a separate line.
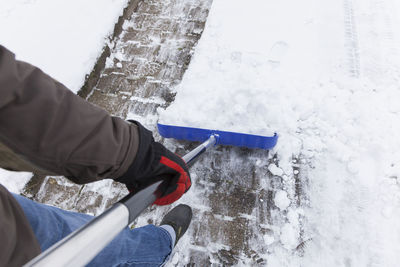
[0, 45, 139, 183]
[0, 185, 41, 267]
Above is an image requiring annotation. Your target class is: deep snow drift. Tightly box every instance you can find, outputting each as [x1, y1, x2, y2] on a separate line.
[160, 0, 400, 265]
[0, 0, 128, 93]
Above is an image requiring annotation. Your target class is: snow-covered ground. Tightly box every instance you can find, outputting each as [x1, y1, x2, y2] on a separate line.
[0, 0, 128, 191]
[2, 0, 400, 265]
[0, 169, 32, 193]
[0, 0, 128, 93]
[160, 0, 400, 265]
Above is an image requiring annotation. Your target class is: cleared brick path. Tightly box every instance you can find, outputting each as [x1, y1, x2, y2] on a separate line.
[29, 0, 307, 265]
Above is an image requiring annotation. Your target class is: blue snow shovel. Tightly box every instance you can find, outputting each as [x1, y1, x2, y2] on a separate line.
[25, 124, 277, 267]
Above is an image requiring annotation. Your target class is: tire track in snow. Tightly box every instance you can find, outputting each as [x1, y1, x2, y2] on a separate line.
[343, 0, 361, 78]
[355, 0, 399, 84]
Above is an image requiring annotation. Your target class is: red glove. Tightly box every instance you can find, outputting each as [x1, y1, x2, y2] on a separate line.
[116, 121, 191, 205]
[154, 152, 191, 205]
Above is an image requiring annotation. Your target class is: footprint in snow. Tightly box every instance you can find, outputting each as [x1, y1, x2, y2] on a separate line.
[268, 41, 289, 68]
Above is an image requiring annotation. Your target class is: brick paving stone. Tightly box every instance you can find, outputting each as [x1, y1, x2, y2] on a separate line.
[31, 0, 308, 264]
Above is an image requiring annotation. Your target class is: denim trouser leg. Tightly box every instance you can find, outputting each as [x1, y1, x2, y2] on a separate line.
[13, 194, 173, 267]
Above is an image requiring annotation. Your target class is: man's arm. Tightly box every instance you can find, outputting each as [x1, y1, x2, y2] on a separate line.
[0, 45, 139, 183]
[0, 45, 191, 206]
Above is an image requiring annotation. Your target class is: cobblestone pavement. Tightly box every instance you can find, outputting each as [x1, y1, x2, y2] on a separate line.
[28, 0, 308, 265]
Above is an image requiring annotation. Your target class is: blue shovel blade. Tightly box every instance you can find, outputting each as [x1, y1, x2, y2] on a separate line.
[157, 123, 278, 150]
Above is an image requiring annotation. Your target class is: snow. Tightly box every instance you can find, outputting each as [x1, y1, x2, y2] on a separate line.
[1, 0, 400, 265]
[0, 0, 128, 193]
[268, 164, 284, 176]
[0, 0, 128, 93]
[280, 223, 300, 250]
[160, 0, 400, 265]
[0, 169, 32, 194]
[263, 233, 275, 246]
[274, 190, 291, 211]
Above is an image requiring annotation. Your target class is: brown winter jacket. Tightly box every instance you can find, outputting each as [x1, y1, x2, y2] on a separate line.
[0, 45, 140, 266]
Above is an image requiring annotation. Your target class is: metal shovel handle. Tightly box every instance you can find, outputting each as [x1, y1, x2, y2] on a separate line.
[24, 135, 216, 267]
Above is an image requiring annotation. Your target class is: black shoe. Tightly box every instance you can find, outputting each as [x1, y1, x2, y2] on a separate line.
[160, 204, 192, 246]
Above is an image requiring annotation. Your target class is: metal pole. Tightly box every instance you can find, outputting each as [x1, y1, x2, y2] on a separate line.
[183, 135, 216, 166]
[24, 135, 216, 267]
[24, 182, 161, 267]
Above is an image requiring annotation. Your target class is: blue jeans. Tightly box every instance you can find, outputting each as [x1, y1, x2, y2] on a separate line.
[13, 194, 173, 267]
